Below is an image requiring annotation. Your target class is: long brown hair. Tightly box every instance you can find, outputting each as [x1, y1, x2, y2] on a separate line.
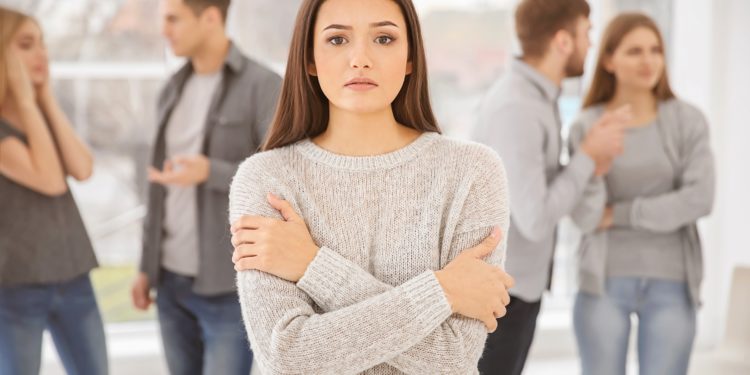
[0, 7, 31, 107]
[262, 0, 440, 151]
[583, 12, 675, 108]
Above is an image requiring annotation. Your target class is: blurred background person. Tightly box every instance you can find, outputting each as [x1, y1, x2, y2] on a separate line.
[569, 12, 715, 375]
[0, 6, 108, 375]
[129, 0, 281, 373]
[473, 0, 628, 373]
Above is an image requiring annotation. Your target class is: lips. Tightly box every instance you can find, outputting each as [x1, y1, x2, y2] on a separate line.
[345, 77, 378, 88]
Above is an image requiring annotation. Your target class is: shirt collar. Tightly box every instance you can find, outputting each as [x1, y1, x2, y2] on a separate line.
[511, 57, 561, 103]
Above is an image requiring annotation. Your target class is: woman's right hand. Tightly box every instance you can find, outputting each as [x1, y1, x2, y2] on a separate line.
[435, 227, 514, 332]
[5, 51, 36, 105]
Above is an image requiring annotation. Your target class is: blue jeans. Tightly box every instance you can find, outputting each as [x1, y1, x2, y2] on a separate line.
[156, 269, 252, 375]
[0, 273, 108, 375]
[574, 277, 696, 375]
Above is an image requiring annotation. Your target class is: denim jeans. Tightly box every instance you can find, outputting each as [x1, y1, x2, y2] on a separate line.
[574, 277, 696, 375]
[0, 273, 108, 375]
[156, 269, 252, 375]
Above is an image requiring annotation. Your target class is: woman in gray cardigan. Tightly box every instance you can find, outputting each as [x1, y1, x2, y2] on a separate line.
[568, 13, 714, 375]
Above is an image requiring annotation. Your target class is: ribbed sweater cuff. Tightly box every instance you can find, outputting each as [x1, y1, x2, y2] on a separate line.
[397, 271, 453, 332]
[297, 246, 352, 308]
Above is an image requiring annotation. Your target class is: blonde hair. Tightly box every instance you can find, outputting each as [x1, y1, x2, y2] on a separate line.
[583, 12, 675, 108]
[0, 7, 32, 107]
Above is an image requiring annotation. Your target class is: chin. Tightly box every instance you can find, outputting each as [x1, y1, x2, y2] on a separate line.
[335, 98, 390, 114]
[168, 44, 187, 57]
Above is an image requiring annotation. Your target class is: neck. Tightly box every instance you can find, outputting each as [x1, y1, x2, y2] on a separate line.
[522, 54, 564, 86]
[609, 86, 657, 120]
[313, 106, 421, 156]
[191, 33, 230, 74]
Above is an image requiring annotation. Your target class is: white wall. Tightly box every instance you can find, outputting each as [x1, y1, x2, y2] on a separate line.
[672, 0, 750, 348]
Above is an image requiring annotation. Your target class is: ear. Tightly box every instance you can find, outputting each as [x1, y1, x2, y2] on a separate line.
[307, 62, 318, 76]
[603, 55, 615, 73]
[553, 29, 574, 56]
[202, 6, 222, 26]
[405, 61, 413, 76]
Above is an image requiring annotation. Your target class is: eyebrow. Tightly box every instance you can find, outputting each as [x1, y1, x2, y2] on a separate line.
[323, 21, 399, 31]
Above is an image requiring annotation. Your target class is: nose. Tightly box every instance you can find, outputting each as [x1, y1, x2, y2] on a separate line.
[350, 42, 372, 70]
[35, 44, 48, 66]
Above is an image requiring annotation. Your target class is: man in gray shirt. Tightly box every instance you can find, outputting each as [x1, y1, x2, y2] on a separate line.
[129, 0, 281, 373]
[473, 0, 628, 374]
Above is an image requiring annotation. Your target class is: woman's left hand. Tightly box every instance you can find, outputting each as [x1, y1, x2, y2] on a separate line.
[231, 193, 320, 282]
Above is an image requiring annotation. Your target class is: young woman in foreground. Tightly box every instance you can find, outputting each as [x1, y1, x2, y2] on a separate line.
[228, 0, 513, 373]
[569, 13, 714, 375]
[0, 7, 107, 375]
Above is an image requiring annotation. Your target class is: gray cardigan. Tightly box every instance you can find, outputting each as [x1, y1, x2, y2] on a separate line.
[568, 98, 715, 306]
[139, 43, 282, 295]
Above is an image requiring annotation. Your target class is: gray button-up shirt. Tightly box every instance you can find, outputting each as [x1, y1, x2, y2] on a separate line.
[474, 58, 594, 302]
[140, 42, 282, 296]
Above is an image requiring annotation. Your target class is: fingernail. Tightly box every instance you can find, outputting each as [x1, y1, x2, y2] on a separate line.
[491, 227, 500, 238]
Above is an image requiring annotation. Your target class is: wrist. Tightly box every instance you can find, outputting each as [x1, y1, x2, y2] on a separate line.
[434, 270, 457, 313]
[201, 157, 211, 183]
[37, 88, 54, 107]
[297, 243, 320, 282]
[580, 142, 596, 161]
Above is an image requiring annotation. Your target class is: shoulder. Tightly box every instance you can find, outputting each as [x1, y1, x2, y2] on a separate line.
[237, 56, 282, 86]
[0, 119, 23, 143]
[482, 74, 543, 113]
[659, 98, 711, 137]
[662, 98, 708, 123]
[430, 136, 506, 181]
[235, 146, 292, 179]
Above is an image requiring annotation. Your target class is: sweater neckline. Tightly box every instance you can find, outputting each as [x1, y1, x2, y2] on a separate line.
[294, 131, 440, 171]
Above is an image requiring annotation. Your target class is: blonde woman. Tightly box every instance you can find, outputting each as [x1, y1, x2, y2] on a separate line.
[0, 7, 107, 375]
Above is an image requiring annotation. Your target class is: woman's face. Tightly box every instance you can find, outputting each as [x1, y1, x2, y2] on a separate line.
[606, 26, 664, 92]
[310, 0, 412, 115]
[10, 19, 48, 87]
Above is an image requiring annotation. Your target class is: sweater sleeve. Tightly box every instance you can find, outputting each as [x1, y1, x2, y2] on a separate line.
[230, 155, 454, 375]
[296, 147, 510, 374]
[611, 105, 715, 232]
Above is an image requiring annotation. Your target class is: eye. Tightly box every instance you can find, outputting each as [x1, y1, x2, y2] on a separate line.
[626, 47, 642, 55]
[375, 35, 394, 45]
[328, 36, 347, 46]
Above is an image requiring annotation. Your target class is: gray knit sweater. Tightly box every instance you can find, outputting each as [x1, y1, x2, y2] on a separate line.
[228, 132, 510, 375]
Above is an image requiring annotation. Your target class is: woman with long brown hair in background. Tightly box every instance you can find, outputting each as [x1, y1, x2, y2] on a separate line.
[0, 7, 107, 375]
[569, 13, 715, 375]
[227, 0, 515, 373]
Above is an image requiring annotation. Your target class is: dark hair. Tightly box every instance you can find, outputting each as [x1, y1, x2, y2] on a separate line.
[184, 0, 230, 23]
[583, 12, 675, 107]
[515, 0, 590, 58]
[262, 0, 440, 151]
